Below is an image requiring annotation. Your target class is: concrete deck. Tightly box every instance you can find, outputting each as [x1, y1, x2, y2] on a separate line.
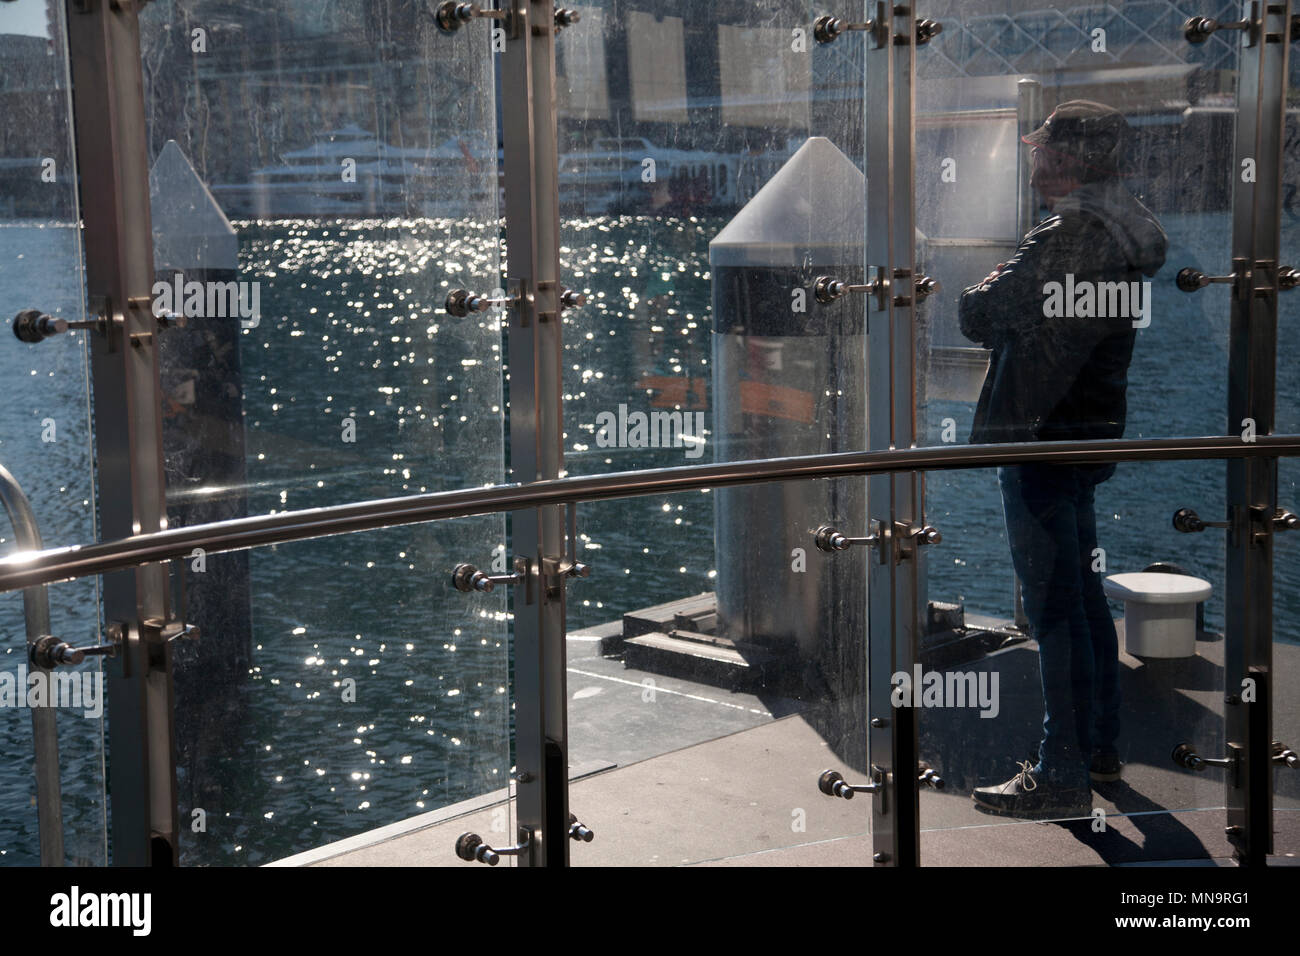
[275, 617, 1300, 867]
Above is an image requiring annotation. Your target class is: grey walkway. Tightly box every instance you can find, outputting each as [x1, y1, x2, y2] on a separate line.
[276, 619, 1300, 867]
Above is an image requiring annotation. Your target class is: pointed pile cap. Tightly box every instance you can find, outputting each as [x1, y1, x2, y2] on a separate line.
[710, 136, 864, 268]
[150, 139, 237, 272]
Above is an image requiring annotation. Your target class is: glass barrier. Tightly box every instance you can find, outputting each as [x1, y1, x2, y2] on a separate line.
[1275, 93, 1300, 857]
[1277, 459, 1299, 861]
[171, 513, 512, 867]
[565, 482, 870, 866]
[915, 0, 1239, 448]
[0, 0, 107, 866]
[1, 587, 108, 868]
[553, 16, 870, 852]
[918, 459, 1228, 864]
[556, 1, 867, 478]
[137, 1, 506, 517]
[134, 1, 509, 865]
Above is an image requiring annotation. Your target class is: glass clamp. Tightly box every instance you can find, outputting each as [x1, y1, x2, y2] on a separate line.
[918, 761, 945, 790]
[1172, 507, 1231, 534]
[893, 520, 942, 562]
[432, 2, 577, 38]
[451, 559, 527, 593]
[567, 813, 594, 843]
[12, 309, 104, 344]
[533, 280, 586, 323]
[454, 827, 532, 866]
[553, 8, 580, 32]
[1184, 14, 1255, 45]
[1272, 742, 1299, 769]
[1178, 261, 1300, 297]
[814, 522, 882, 554]
[813, 7, 889, 49]
[433, 2, 508, 36]
[141, 617, 200, 644]
[814, 15, 876, 45]
[913, 18, 943, 46]
[818, 767, 884, 800]
[1176, 267, 1237, 292]
[28, 632, 122, 669]
[913, 275, 940, 301]
[444, 288, 519, 318]
[1171, 742, 1236, 775]
[814, 270, 936, 310]
[813, 274, 881, 305]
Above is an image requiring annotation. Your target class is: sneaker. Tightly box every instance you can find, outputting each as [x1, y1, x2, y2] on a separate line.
[1090, 752, 1122, 783]
[972, 760, 1091, 819]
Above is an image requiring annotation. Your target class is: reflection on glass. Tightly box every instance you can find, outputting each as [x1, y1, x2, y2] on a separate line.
[557, 7, 610, 118]
[906, 3, 1241, 861]
[1277, 83, 1300, 860]
[626, 11, 689, 123]
[130, 0, 509, 866]
[919, 461, 1227, 862]
[567, 485, 869, 866]
[917, 0, 1239, 445]
[137, 0, 505, 516]
[1275, 466, 1300, 859]
[957, 100, 1168, 816]
[173, 518, 510, 866]
[0, 0, 106, 866]
[717, 24, 811, 130]
[556, 5, 870, 864]
[558, 0, 865, 480]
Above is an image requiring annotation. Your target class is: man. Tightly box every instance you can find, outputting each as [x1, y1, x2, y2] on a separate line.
[958, 101, 1167, 818]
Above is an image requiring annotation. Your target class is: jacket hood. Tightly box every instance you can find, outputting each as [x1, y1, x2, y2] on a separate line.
[1053, 179, 1168, 277]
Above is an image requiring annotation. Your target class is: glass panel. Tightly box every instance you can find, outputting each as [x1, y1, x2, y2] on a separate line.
[556, 1, 867, 478]
[566, 483, 869, 866]
[134, 2, 508, 864]
[1275, 82, 1300, 857]
[914, 0, 1238, 447]
[0, 0, 107, 866]
[1277, 459, 1299, 862]
[172, 514, 512, 866]
[553, 12, 869, 862]
[918, 461, 1227, 864]
[137, 1, 505, 517]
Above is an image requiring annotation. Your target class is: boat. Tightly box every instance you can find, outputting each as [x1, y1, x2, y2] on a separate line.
[210, 125, 498, 219]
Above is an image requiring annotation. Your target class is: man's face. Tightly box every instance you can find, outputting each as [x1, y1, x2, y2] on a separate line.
[1029, 145, 1080, 204]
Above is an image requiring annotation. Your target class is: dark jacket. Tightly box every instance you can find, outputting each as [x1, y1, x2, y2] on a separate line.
[958, 179, 1167, 444]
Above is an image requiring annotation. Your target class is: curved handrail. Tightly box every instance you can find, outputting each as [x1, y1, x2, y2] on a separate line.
[0, 462, 64, 866]
[0, 434, 1296, 595]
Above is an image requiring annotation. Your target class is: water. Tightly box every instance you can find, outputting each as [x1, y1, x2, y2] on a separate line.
[2, 211, 1299, 865]
[0, 224, 106, 866]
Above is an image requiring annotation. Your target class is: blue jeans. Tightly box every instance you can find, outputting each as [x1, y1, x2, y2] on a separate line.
[998, 462, 1121, 786]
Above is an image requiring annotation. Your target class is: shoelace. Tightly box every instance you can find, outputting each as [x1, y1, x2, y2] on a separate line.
[1013, 759, 1038, 792]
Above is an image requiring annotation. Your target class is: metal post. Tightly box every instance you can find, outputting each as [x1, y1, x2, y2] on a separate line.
[1015, 78, 1043, 241]
[499, 0, 570, 866]
[63, 0, 179, 866]
[0, 464, 64, 866]
[865, 0, 922, 868]
[1222, 0, 1291, 866]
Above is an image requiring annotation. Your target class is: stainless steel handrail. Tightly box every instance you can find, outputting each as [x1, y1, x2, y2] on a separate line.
[1, 434, 1296, 595]
[0, 462, 64, 866]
